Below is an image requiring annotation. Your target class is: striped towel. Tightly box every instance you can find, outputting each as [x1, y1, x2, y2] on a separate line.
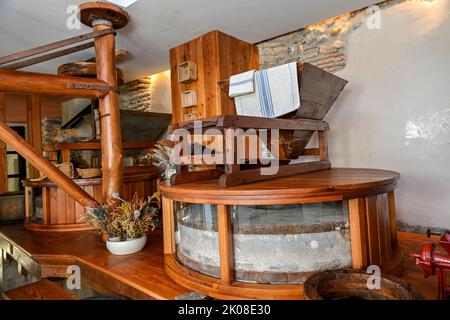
[234, 62, 300, 118]
[229, 70, 255, 97]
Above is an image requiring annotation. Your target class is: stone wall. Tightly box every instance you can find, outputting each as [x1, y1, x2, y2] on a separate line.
[119, 70, 172, 114]
[258, 0, 400, 72]
[120, 76, 152, 112]
[41, 117, 61, 146]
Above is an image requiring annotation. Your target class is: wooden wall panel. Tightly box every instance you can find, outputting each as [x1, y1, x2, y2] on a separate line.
[0, 92, 6, 194]
[74, 200, 85, 222]
[170, 31, 260, 125]
[4, 94, 62, 123]
[377, 194, 392, 262]
[388, 191, 398, 246]
[65, 191, 76, 224]
[365, 196, 381, 266]
[349, 198, 369, 269]
[56, 187, 66, 224]
[48, 188, 58, 225]
[162, 197, 175, 255]
[26, 95, 42, 179]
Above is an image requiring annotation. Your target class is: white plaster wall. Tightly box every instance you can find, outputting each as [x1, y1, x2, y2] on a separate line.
[61, 98, 93, 138]
[329, 0, 450, 229]
[149, 70, 172, 114]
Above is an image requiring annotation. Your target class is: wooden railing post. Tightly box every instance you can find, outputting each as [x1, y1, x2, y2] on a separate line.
[94, 23, 123, 204]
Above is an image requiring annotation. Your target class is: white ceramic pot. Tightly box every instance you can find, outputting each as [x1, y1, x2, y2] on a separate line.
[106, 236, 147, 255]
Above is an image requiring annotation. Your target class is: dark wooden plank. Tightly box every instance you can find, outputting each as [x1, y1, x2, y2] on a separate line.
[172, 115, 329, 131]
[366, 196, 381, 266]
[219, 160, 331, 187]
[3, 42, 95, 71]
[0, 29, 113, 66]
[170, 169, 223, 185]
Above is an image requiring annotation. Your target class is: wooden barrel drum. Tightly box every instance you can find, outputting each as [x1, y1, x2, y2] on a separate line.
[160, 168, 404, 300]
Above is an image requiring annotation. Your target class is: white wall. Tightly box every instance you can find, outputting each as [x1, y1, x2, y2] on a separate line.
[149, 70, 172, 114]
[329, 0, 450, 229]
[61, 98, 93, 138]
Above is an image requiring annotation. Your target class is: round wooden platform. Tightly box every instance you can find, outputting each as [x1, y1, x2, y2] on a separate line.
[79, 2, 129, 29]
[58, 62, 125, 85]
[160, 167, 403, 300]
[160, 168, 400, 205]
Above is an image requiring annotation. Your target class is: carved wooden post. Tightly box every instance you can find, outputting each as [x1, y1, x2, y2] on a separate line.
[79, 2, 129, 204]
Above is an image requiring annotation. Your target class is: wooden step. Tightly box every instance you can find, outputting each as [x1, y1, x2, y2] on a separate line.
[2, 279, 79, 300]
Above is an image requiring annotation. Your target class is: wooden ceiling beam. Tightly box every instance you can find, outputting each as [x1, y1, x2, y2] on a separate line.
[0, 69, 113, 99]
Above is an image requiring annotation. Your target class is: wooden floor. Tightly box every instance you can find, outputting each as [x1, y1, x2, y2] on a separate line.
[0, 224, 446, 300]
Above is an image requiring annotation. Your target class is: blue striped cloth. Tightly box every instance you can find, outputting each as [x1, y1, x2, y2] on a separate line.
[234, 62, 300, 118]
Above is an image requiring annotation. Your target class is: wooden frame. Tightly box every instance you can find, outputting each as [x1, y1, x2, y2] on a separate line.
[170, 115, 331, 187]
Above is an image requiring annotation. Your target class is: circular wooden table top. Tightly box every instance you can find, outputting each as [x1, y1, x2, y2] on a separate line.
[160, 168, 400, 205]
[79, 2, 129, 29]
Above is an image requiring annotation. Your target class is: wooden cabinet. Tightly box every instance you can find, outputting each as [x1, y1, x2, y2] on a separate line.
[169, 30, 260, 124]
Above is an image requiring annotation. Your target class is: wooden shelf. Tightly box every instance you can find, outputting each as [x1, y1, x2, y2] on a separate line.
[44, 141, 155, 152]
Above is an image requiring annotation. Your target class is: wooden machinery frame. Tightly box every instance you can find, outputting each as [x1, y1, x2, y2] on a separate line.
[170, 114, 331, 187]
[0, 2, 130, 207]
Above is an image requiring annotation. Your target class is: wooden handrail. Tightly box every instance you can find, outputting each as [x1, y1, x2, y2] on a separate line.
[0, 69, 111, 99]
[0, 121, 99, 208]
[0, 29, 115, 66]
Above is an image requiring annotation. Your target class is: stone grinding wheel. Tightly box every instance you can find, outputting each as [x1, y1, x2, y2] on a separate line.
[79, 2, 130, 29]
[58, 62, 125, 85]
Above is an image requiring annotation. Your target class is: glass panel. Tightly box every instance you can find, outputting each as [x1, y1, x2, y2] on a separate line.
[174, 202, 220, 278]
[173, 201, 352, 284]
[231, 201, 352, 284]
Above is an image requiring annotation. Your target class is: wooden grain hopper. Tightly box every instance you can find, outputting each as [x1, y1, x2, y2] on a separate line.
[170, 62, 348, 187]
[281, 62, 348, 159]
